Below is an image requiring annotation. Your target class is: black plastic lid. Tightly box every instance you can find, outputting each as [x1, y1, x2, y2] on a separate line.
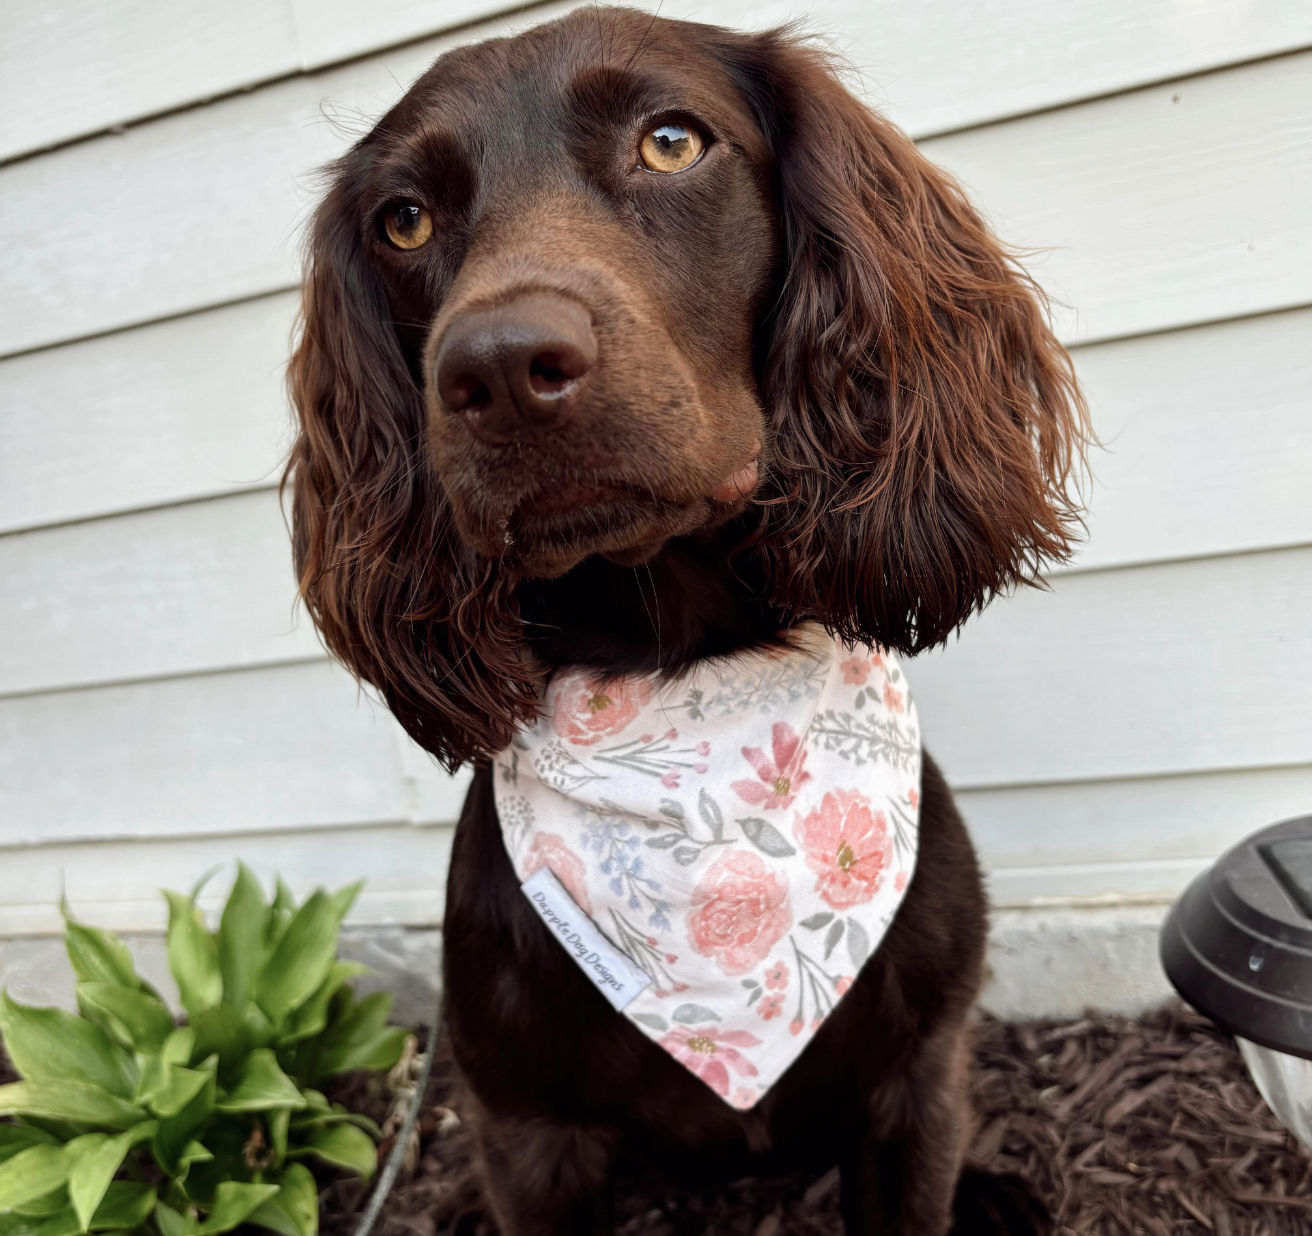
[1161, 813, 1312, 1059]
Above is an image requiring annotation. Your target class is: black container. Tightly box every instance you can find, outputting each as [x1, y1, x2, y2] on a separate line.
[1161, 813, 1312, 1059]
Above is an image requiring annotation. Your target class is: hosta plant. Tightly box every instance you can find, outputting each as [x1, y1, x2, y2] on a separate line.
[0, 866, 410, 1236]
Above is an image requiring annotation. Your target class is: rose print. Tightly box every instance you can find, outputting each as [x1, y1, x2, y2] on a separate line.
[764, 960, 788, 991]
[757, 993, 784, 1020]
[839, 656, 870, 686]
[687, 851, 792, 976]
[731, 722, 812, 810]
[794, 789, 893, 909]
[552, 673, 651, 746]
[658, 1025, 761, 1097]
[521, 833, 593, 916]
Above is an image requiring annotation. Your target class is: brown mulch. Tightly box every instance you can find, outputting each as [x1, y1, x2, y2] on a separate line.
[3, 1003, 1310, 1233]
[321, 1004, 1312, 1236]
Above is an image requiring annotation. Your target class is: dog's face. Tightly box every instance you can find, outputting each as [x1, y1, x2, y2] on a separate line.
[289, 7, 1087, 766]
[357, 11, 777, 576]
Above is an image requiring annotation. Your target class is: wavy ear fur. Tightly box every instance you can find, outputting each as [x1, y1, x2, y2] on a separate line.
[725, 30, 1089, 653]
[285, 173, 537, 770]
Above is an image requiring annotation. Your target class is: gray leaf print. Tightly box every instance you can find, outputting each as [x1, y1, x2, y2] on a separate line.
[672, 1003, 721, 1024]
[847, 918, 871, 970]
[633, 1013, 669, 1032]
[739, 817, 797, 858]
[824, 918, 846, 960]
[800, 911, 834, 930]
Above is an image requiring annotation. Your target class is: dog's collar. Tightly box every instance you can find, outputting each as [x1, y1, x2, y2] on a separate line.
[493, 624, 921, 1109]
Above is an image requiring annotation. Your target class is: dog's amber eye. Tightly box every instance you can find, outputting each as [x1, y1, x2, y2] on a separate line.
[638, 123, 704, 173]
[382, 202, 433, 250]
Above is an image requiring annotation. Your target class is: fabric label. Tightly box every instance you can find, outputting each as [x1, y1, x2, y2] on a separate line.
[520, 867, 652, 1011]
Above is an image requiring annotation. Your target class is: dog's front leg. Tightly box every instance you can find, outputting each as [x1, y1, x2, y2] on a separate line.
[838, 1018, 974, 1236]
[470, 1101, 615, 1236]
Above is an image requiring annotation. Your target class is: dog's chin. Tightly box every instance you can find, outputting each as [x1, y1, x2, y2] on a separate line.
[449, 484, 752, 578]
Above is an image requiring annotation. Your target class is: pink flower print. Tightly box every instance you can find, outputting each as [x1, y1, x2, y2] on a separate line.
[552, 674, 651, 746]
[521, 833, 592, 916]
[907, 787, 919, 809]
[730, 1088, 758, 1110]
[696, 741, 711, 757]
[694, 763, 708, 774]
[665, 729, 678, 740]
[794, 789, 893, 910]
[883, 682, 904, 713]
[810, 1017, 824, 1032]
[839, 656, 870, 686]
[687, 851, 792, 976]
[789, 1017, 803, 1037]
[834, 976, 853, 996]
[658, 1026, 761, 1097]
[758, 993, 784, 1020]
[661, 771, 681, 789]
[764, 960, 788, 991]
[731, 722, 812, 811]
[895, 870, 909, 893]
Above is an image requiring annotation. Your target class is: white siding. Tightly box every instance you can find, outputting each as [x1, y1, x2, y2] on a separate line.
[1, 0, 1309, 986]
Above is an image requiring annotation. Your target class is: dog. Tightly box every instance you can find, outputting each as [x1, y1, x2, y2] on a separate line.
[286, 8, 1087, 1233]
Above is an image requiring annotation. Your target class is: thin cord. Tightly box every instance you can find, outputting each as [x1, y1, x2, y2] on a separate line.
[352, 999, 443, 1236]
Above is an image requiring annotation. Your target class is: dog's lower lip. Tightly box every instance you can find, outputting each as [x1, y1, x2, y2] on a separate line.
[709, 452, 760, 503]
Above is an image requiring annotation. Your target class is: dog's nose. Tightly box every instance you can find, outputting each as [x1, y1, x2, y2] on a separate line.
[434, 294, 597, 442]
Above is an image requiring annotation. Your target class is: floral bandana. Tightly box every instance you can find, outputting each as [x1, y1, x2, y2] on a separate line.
[492, 625, 921, 1110]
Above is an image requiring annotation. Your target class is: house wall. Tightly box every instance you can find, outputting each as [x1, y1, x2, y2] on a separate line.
[3, 0, 1310, 1019]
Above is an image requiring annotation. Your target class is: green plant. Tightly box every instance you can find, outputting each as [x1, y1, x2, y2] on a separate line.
[0, 866, 410, 1236]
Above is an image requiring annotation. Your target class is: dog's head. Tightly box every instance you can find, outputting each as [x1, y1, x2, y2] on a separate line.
[288, 7, 1087, 767]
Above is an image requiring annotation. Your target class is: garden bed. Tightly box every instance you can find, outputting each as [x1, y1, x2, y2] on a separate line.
[320, 1004, 1312, 1236]
[4, 1002, 1308, 1235]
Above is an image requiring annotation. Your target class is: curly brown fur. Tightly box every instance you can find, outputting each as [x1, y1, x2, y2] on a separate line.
[285, 9, 1088, 1234]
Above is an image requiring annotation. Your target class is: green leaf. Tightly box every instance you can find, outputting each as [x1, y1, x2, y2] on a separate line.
[217, 864, 268, 1011]
[254, 892, 338, 1025]
[315, 989, 405, 1076]
[164, 892, 222, 1019]
[329, 880, 364, 923]
[0, 1081, 142, 1130]
[0, 1145, 67, 1211]
[269, 1110, 290, 1168]
[290, 1123, 375, 1180]
[266, 881, 296, 950]
[280, 962, 367, 1045]
[61, 906, 140, 991]
[194, 1182, 279, 1236]
[0, 1125, 58, 1164]
[65, 1129, 153, 1232]
[188, 1005, 251, 1076]
[151, 1059, 215, 1176]
[152, 1201, 192, 1236]
[89, 1182, 156, 1232]
[0, 1215, 43, 1236]
[145, 1063, 213, 1120]
[0, 993, 137, 1099]
[216, 1050, 306, 1113]
[32, 1209, 80, 1236]
[76, 984, 174, 1054]
[247, 1164, 317, 1236]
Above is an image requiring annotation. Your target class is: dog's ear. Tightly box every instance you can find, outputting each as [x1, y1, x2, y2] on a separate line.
[720, 31, 1089, 654]
[285, 170, 537, 770]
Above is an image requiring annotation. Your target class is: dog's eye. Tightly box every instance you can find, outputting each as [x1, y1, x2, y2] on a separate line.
[638, 123, 705, 173]
[382, 202, 434, 250]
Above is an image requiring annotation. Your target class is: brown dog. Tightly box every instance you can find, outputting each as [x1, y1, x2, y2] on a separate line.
[286, 8, 1086, 1233]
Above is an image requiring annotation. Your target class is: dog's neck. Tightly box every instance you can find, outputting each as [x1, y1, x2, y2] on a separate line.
[520, 525, 787, 678]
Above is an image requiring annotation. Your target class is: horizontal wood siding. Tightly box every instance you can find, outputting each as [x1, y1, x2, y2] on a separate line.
[5, 0, 1310, 161]
[0, 1, 1308, 939]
